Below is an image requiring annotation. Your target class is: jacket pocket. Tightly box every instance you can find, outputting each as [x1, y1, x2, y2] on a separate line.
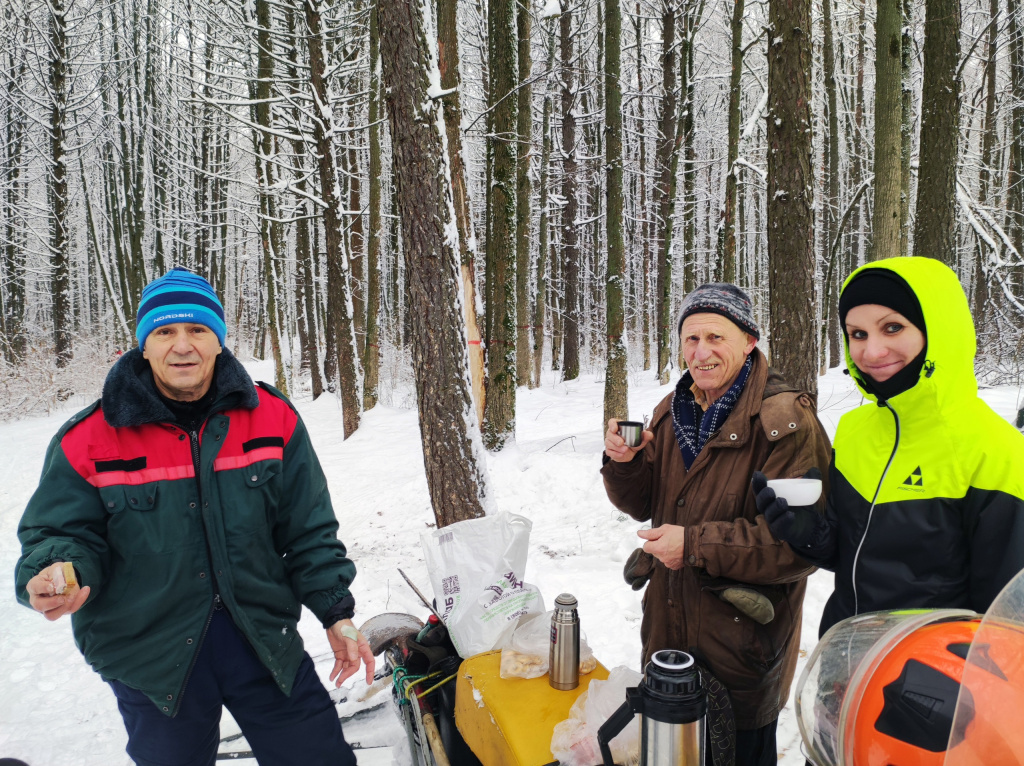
[220, 459, 283, 538]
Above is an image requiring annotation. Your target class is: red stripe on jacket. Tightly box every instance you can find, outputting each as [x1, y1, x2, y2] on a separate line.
[62, 386, 297, 487]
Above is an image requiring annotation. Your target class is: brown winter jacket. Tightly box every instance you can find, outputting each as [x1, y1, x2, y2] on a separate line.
[602, 348, 831, 729]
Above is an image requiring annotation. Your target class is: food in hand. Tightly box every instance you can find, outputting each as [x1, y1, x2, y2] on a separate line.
[52, 562, 79, 597]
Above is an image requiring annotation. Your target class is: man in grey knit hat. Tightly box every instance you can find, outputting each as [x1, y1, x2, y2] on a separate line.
[601, 282, 831, 766]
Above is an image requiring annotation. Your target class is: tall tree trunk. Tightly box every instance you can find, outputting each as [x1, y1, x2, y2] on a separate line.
[870, 0, 903, 260]
[515, 0, 533, 387]
[635, 4, 651, 372]
[1009, 0, 1024, 263]
[251, 0, 288, 395]
[681, 5, 697, 298]
[483, 0, 518, 449]
[304, 0, 362, 437]
[899, 0, 913, 257]
[364, 0, 382, 409]
[283, 5, 324, 398]
[720, 0, 745, 283]
[604, 0, 627, 424]
[823, 0, 843, 368]
[560, 1, 581, 381]
[48, 0, 72, 368]
[768, 0, 817, 395]
[655, 1, 677, 383]
[2, 8, 28, 363]
[974, 0, 999, 318]
[912, 0, 960, 266]
[533, 21, 558, 389]
[378, 0, 489, 526]
[438, 0, 485, 423]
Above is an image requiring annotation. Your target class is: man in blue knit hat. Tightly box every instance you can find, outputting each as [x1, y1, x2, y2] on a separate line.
[16, 267, 371, 765]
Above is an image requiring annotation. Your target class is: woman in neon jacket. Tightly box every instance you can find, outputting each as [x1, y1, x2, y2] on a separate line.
[753, 256, 1024, 637]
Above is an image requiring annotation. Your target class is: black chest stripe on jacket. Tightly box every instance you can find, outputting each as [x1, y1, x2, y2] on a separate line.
[94, 456, 147, 473]
[242, 436, 285, 453]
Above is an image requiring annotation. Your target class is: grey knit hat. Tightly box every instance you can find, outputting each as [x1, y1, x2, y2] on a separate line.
[676, 283, 760, 340]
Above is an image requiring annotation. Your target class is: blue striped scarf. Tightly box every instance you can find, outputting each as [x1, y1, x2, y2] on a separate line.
[671, 354, 753, 469]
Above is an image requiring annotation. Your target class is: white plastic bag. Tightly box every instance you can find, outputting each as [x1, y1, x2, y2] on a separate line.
[420, 512, 544, 658]
[550, 666, 643, 766]
[499, 610, 598, 679]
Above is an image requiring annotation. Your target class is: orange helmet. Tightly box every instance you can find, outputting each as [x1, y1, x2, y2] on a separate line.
[843, 617, 1024, 766]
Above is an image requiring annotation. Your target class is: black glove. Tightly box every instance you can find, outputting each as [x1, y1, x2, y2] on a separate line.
[751, 468, 826, 550]
[623, 548, 655, 591]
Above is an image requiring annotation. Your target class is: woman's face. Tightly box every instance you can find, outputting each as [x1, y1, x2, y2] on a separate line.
[845, 304, 926, 382]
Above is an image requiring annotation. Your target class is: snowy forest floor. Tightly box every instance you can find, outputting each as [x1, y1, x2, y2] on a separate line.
[2, 360, 1022, 765]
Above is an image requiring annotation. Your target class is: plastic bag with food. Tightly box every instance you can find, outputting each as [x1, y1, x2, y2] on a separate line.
[500, 610, 598, 679]
[550, 666, 643, 766]
[421, 512, 545, 658]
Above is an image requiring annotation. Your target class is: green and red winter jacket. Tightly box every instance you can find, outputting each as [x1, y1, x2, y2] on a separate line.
[808, 257, 1024, 636]
[15, 348, 356, 715]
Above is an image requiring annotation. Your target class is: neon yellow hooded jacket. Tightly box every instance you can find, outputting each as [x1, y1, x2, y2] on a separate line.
[814, 257, 1024, 636]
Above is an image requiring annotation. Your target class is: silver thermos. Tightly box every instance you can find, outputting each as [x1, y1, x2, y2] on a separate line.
[549, 593, 581, 690]
[597, 649, 707, 766]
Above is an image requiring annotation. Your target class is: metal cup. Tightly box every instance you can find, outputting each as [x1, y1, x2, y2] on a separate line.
[617, 420, 644, 448]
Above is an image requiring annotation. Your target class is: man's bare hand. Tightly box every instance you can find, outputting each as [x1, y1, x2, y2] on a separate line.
[604, 418, 654, 463]
[638, 525, 686, 570]
[327, 620, 375, 688]
[26, 562, 91, 621]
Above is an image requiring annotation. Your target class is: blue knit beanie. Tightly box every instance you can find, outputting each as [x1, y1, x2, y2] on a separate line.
[136, 267, 227, 349]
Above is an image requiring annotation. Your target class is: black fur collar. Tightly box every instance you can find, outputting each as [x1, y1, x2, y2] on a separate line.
[101, 347, 260, 429]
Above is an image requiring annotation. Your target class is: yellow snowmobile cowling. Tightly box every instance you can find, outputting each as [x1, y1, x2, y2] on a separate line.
[454, 650, 610, 765]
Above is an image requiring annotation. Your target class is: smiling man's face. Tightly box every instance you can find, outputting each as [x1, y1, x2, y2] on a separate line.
[680, 313, 756, 405]
[143, 323, 222, 401]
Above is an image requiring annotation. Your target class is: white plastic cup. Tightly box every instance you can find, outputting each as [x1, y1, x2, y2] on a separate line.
[766, 478, 822, 506]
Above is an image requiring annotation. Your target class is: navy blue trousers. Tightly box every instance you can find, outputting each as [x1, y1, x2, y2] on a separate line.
[109, 608, 356, 766]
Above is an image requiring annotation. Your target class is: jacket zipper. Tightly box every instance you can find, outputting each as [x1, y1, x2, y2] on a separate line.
[170, 423, 222, 717]
[850, 401, 901, 615]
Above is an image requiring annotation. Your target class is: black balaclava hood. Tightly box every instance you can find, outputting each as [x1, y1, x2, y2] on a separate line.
[838, 268, 927, 402]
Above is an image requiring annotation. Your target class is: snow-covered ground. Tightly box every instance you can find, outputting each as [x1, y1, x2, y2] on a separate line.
[1, 360, 1021, 764]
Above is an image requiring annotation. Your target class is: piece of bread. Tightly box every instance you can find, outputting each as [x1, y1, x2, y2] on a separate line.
[52, 562, 79, 596]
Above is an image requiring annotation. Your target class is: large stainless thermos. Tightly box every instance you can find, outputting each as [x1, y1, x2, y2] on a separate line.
[549, 593, 581, 690]
[597, 649, 707, 766]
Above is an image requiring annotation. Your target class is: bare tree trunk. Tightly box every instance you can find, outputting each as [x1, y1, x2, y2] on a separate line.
[974, 0, 999, 318]
[720, 0, 745, 283]
[483, 0, 518, 449]
[283, 5, 324, 398]
[899, 0, 913, 257]
[364, 0, 382, 410]
[47, 0, 72, 368]
[870, 0, 903, 260]
[912, 0, 960, 266]
[438, 0, 485, 423]
[515, 0, 533, 388]
[378, 0, 488, 526]
[823, 0, 842, 368]
[768, 0, 817, 395]
[303, 0, 361, 436]
[604, 0, 627, 424]
[655, 1, 677, 383]
[533, 21, 557, 389]
[560, 1, 581, 381]
[251, 0, 288, 395]
[1009, 0, 1024, 262]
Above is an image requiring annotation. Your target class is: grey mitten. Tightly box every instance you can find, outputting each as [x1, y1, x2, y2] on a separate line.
[718, 587, 775, 624]
[623, 548, 655, 591]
